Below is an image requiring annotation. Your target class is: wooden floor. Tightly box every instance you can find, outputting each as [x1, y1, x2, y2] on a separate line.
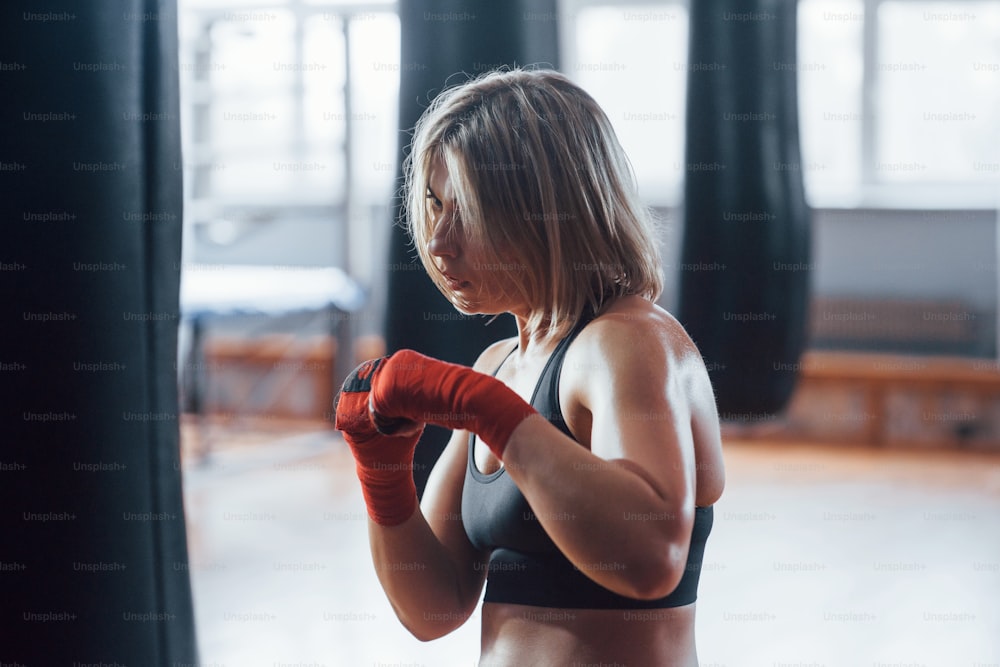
[180, 420, 1000, 666]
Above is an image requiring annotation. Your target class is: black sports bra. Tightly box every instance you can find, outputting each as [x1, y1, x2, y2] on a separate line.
[461, 312, 714, 609]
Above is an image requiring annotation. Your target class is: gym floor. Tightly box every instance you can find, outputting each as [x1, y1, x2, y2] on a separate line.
[180, 418, 1000, 666]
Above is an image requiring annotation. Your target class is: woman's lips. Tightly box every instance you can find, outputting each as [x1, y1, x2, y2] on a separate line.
[442, 272, 470, 290]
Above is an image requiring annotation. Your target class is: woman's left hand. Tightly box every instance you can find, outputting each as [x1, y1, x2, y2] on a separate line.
[369, 349, 537, 459]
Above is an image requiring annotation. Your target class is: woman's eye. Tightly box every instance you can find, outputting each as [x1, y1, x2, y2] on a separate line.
[426, 191, 443, 211]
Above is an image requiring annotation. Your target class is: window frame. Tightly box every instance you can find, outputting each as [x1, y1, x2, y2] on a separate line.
[559, 0, 1000, 210]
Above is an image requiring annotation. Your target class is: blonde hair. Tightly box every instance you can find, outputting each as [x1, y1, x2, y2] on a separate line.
[404, 67, 663, 340]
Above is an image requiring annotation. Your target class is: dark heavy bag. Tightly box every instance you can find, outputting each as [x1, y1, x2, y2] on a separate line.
[0, 2, 198, 664]
[678, 0, 812, 420]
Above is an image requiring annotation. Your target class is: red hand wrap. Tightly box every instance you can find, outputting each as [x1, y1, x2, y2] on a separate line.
[334, 358, 424, 527]
[369, 349, 537, 459]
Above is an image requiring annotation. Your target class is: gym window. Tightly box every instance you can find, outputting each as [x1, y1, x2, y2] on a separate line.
[177, 0, 400, 271]
[560, 0, 1000, 209]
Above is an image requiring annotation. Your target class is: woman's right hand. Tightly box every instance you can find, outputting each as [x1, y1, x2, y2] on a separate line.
[334, 357, 425, 526]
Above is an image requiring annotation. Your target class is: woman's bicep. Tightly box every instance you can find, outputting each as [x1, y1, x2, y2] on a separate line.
[577, 320, 697, 508]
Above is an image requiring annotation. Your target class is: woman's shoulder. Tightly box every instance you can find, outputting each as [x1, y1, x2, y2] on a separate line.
[582, 296, 699, 361]
[561, 296, 712, 404]
[472, 336, 518, 374]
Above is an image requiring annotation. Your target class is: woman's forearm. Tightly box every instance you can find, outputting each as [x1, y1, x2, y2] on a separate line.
[367, 509, 482, 641]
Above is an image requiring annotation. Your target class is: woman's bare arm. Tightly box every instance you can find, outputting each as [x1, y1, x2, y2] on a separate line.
[502, 309, 722, 600]
[363, 339, 513, 639]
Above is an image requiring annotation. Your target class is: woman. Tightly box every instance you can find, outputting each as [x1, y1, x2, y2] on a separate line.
[335, 68, 725, 666]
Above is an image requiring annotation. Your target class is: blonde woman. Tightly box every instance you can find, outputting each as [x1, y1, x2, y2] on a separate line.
[335, 68, 725, 666]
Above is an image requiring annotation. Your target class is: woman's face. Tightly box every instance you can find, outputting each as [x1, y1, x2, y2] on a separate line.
[425, 155, 525, 317]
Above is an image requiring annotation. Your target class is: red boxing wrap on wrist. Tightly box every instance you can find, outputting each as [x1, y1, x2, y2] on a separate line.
[334, 358, 424, 527]
[370, 349, 537, 459]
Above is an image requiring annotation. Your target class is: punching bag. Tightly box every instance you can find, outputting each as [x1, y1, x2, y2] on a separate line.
[385, 0, 559, 494]
[0, 2, 199, 664]
[677, 0, 812, 419]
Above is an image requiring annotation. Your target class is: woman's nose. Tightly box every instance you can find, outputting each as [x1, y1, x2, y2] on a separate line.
[427, 220, 459, 258]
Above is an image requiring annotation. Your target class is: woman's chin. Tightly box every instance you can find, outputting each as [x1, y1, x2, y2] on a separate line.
[450, 298, 501, 318]
[452, 301, 484, 316]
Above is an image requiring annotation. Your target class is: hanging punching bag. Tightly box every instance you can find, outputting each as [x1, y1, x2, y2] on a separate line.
[385, 0, 559, 494]
[0, 1, 198, 664]
[677, 0, 812, 420]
